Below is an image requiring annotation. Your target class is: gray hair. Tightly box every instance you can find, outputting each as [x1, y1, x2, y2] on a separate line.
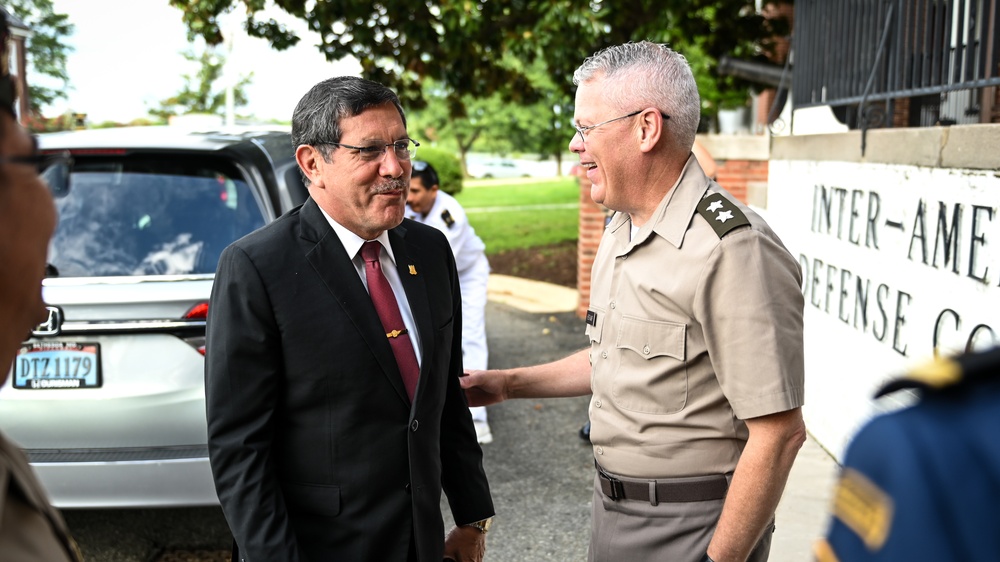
[291, 76, 406, 183]
[573, 41, 700, 154]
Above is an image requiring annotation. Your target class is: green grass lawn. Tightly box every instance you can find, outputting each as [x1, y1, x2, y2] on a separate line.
[455, 177, 580, 254]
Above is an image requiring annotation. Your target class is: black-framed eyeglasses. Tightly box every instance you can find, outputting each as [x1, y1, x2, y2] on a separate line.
[572, 109, 670, 142]
[0, 139, 73, 196]
[314, 138, 420, 162]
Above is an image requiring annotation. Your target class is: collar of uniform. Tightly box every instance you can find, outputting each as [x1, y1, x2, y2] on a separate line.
[618, 154, 711, 250]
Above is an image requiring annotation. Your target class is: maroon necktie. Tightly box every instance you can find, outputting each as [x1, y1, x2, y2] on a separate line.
[361, 241, 419, 402]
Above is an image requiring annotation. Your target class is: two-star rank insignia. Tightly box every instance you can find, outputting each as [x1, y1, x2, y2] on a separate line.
[441, 209, 456, 228]
[696, 193, 750, 238]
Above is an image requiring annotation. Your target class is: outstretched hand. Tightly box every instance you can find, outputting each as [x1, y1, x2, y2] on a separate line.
[460, 369, 510, 407]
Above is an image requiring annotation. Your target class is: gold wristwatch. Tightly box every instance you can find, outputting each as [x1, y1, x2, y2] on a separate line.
[465, 517, 494, 534]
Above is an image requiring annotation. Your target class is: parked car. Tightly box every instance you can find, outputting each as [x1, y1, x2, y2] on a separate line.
[466, 158, 533, 179]
[0, 126, 308, 508]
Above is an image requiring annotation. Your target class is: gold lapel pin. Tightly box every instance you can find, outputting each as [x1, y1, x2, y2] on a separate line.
[408, 265, 417, 275]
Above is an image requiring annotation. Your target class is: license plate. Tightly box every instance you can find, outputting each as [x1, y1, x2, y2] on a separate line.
[13, 342, 102, 389]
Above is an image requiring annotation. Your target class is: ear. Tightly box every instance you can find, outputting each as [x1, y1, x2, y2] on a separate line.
[637, 109, 664, 154]
[295, 145, 325, 188]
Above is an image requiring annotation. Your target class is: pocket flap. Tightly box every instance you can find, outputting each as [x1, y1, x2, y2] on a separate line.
[616, 316, 685, 361]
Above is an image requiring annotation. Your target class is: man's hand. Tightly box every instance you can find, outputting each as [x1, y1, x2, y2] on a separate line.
[460, 369, 510, 407]
[442, 524, 486, 562]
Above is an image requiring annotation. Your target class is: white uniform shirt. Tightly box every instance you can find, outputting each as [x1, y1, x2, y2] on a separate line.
[406, 190, 490, 371]
[406, 191, 487, 276]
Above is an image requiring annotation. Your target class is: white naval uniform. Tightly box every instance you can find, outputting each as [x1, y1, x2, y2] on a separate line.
[406, 191, 490, 423]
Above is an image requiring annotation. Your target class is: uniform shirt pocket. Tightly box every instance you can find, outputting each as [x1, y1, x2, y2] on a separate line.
[612, 316, 687, 414]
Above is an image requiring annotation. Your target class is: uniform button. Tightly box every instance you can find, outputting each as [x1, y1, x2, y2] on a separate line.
[610, 301, 616, 309]
[643, 345, 651, 355]
[595, 400, 602, 408]
[596, 447, 604, 455]
[410, 419, 419, 432]
[601, 351, 608, 359]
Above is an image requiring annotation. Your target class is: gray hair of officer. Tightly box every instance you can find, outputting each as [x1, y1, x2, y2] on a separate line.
[573, 41, 700, 156]
[291, 76, 407, 184]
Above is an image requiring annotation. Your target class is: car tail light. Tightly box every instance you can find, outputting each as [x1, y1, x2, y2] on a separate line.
[184, 302, 209, 320]
[183, 302, 208, 355]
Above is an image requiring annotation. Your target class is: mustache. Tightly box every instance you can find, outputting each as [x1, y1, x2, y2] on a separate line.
[371, 179, 407, 194]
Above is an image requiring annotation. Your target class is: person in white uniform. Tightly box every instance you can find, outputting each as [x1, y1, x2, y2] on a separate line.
[406, 160, 493, 444]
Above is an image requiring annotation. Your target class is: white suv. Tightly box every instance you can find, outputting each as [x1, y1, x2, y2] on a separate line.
[0, 126, 307, 508]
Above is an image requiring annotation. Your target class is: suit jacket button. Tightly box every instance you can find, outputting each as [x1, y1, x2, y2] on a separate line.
[410, 419, 419, 432]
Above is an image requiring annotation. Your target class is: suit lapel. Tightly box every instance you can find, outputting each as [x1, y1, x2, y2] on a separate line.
[388, 225, 435, 406]
[299, 199, 410, 406]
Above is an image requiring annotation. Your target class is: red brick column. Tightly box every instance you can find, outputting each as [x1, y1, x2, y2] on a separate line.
[714, 159, 768, 204]
[576, 169, 604, 318]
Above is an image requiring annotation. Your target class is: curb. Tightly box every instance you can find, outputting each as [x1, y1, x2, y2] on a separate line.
[487, 274, 578, 313]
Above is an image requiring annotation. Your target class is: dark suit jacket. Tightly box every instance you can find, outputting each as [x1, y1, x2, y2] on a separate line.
[205, 198, 494, 561]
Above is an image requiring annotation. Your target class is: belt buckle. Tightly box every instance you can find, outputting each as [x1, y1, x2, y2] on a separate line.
[599, 469, 624, 501]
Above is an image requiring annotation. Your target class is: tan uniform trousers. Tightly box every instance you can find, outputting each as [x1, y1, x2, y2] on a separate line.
[588, 472, 773, 562]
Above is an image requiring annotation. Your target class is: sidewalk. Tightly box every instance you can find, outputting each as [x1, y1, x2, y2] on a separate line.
[486, 273, 841, 560]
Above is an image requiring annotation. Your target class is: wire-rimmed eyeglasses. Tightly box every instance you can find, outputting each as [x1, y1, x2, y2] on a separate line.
[572, 109, 670, 142]
[314, 138, 420, 162]
[0, 141, 73, 196]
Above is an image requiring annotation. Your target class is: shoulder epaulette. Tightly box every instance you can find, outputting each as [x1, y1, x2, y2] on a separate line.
[874, 346, 1000, 397]
[696, 193, 750, 238]
[441, 209, 456, 228]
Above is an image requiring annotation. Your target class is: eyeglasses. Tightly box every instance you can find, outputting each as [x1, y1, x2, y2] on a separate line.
[572, 109, 670, 142]
[0, 141, 73, 196]
[315, 139, 420, 162]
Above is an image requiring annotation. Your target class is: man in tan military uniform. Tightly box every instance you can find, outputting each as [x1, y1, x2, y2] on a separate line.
[0, 9, 83, 561]
[462, 41, 805, 562]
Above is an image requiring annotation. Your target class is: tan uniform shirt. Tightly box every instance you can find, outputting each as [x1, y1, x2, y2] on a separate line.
[0, 430, 81, 561]
[586, 157, 804, 479]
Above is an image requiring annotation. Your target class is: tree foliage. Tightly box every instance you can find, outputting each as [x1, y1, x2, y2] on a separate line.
[169, 0, 791, 120]
[150, 46, 252, 120]
[5, 0, 73, 114]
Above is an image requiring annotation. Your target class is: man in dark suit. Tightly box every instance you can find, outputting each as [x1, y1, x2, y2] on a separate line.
[205, 76, 494, 562]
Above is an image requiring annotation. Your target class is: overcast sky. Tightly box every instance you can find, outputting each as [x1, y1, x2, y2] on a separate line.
[46, 0, 361, 123]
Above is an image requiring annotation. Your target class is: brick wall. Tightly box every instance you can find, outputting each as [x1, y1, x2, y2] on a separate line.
[575, 136, 769, 318]
[575, 168, 605, 318]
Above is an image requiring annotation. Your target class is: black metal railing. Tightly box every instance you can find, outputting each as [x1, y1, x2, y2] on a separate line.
[793, 0, 1000, 128]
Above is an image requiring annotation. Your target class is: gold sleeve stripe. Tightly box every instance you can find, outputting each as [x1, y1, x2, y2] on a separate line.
[831, 467, 894, 551]
[813, 538, 841, 562]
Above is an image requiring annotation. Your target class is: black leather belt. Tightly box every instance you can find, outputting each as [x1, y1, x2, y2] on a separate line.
[596, 462, 729, 505]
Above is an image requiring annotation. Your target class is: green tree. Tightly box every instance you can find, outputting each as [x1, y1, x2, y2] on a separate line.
[5, 0, 73, 114]
[150, 46, 252, 120]
[409, 79, 516, 177]
[168, 0, 790, 119]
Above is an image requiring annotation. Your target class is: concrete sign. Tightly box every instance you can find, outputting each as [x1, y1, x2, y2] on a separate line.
[766, 160, 999, 457]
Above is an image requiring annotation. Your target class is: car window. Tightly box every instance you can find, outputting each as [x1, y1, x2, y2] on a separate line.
[48, 155, 267, 277]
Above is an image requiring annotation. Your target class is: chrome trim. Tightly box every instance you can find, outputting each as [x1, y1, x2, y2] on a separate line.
[55, 319, 206, 334]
